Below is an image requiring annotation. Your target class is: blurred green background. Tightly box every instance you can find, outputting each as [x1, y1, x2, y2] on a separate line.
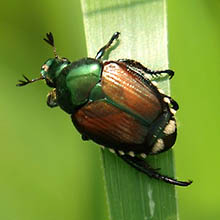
[1, 0, 219, 219]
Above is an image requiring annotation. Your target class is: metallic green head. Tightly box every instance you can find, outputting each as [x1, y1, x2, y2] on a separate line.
[41, 57, 70, 87]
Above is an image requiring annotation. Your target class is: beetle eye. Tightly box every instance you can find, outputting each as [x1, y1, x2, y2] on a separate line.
[42, 64, 49, 72]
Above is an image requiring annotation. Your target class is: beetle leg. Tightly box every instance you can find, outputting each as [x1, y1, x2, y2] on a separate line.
[118, 59, 174, 79]
[47, 89, 58, 108]
[116, 152, 192, 186]
[95, 32, 120, 60]
[163, 95, 179, 111]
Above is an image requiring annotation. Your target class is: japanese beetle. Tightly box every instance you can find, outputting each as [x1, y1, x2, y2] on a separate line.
[17, 32, 192, 186]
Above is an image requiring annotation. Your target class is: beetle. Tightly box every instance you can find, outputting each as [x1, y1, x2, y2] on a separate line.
[17, 32, 192, 186]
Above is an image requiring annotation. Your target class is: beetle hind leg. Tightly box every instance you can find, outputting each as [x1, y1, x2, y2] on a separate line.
[116, 152, 192, 186]
[118, 59, 174, 79]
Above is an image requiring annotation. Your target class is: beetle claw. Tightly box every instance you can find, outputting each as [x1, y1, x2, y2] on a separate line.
[117, 152, 192, 186]
[165, 70, 174, 79]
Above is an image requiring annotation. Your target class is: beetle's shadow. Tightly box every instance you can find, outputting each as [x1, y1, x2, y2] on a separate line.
[101, 39, 120, 60]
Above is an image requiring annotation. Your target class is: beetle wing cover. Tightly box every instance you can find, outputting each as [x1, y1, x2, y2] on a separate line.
[72, 61, 163, 152]
[102, 61, 162, 124]
[72, 101, 149, 152]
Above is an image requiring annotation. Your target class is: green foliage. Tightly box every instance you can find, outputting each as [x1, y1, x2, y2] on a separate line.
[81, 0, 178, 219]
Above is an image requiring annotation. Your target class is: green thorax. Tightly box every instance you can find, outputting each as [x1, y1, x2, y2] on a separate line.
[56, 58, 102, 114]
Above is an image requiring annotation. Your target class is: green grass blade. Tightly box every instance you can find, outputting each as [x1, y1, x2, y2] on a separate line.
[80, 0, 178, 219]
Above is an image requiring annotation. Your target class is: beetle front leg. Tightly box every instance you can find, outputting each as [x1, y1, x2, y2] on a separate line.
[116, 152, 192, 186]
[47, 89, 58, 108]
[95, 32, 120, 60]
[118, 59, 174, 79]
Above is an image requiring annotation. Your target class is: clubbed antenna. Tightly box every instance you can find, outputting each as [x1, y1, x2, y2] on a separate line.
[43, 32, 59, 58]
[16, 74, 44, 87]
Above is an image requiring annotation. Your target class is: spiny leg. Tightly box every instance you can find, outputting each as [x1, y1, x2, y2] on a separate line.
[95, 32, 120, 60]
[118, 59, 174, 79]
[116, 152, 192, 186]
